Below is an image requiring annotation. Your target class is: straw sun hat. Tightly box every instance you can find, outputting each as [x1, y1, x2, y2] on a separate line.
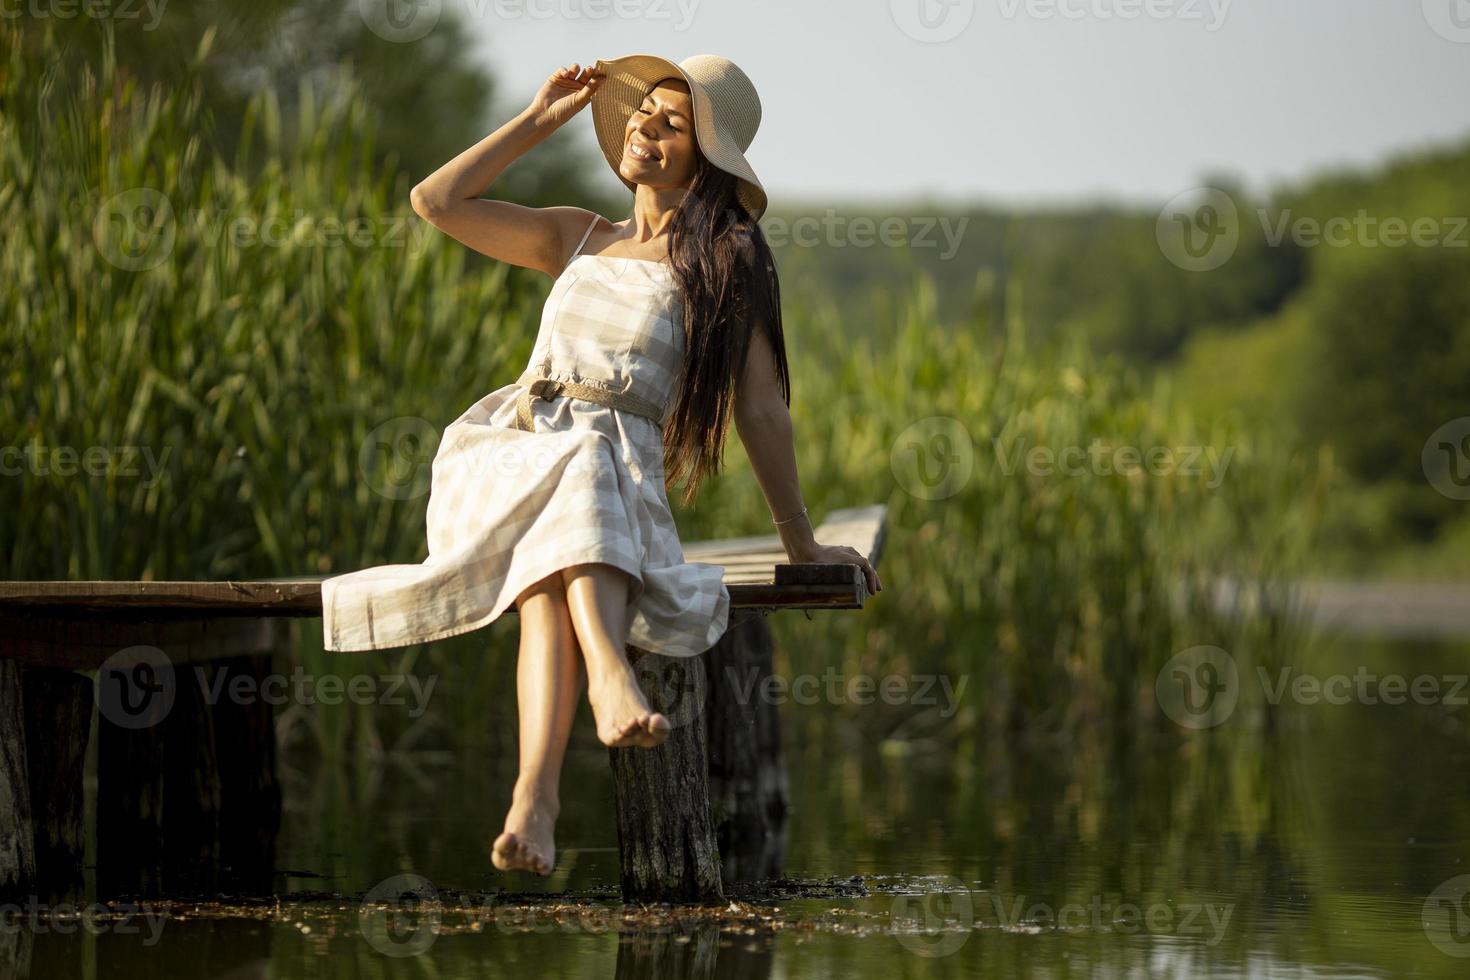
[590, 54, 768, 221]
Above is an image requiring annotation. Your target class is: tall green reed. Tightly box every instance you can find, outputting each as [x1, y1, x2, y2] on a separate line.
[3, 23, 544, 772]
[735, 270, 1328, 747]
[3, 21, 1324, 774]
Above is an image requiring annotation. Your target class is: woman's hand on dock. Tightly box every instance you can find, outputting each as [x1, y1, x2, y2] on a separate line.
[527, 63, 604, 129]
[789, 542, 882, 595]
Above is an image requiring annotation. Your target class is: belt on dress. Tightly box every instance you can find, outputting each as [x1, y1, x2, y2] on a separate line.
[513, 370, 666, 432]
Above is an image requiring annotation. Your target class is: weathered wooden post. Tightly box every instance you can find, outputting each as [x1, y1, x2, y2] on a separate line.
[610, 643, 724, 902]
[0, 924, 31, 980]
[89, 618, 277, 897]
[606, 506, 886, 900]
[20, 667, 92, 898]
[704, 610, 790, 883]
[0, 659, 36, 895]
[608, 611, 794, 897]
[211, 652, 283, 893]
[96, 644, 173, 898]
[19, 674, 90, 980]
[160, 660, 223, 891]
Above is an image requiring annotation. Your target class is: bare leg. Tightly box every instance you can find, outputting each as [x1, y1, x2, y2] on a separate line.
[491, 570, 582, 875]
[562, 562, 671, 749]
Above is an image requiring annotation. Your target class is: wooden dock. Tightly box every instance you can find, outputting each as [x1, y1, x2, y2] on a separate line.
[0, 506, 887, 903]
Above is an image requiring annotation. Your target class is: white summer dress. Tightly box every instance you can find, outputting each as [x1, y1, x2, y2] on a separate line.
[320, 214, 731, 657]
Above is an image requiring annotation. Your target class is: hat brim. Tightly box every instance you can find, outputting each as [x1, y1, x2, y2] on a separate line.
[591, 54, 767, 221]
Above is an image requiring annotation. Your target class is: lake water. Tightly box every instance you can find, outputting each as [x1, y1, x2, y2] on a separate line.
[6, 636, 1469, 978]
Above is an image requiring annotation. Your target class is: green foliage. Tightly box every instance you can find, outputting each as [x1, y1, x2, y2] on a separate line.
[1168, 144, 1470, 558]
[1294, 243, 1470, 483]
[1171, 302, 1315, 436]
[1012, 191, 1304, 361]
[2, 22, 547, 579]
[736, 277, 1325, 741]
[1287, 146, 1470, 442]
[769, 189, 1306, 363]
[3, 23, 1321, 751]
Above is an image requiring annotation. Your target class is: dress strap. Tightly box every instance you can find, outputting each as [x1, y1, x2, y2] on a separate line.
[569, 213, 599, 263]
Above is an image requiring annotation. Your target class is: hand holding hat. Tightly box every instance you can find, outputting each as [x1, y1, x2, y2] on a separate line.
[527, 62, 605, 129]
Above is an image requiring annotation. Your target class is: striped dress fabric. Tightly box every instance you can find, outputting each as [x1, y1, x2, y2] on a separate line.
[321, 214, 731, 657]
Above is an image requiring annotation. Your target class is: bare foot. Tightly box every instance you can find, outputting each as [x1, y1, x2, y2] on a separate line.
[640, 713, 672, 744]
[587, 665, 670, 749]
[491, 792, 558, 875]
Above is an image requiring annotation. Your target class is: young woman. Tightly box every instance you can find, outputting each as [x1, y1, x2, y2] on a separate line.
[321, 54, 882, 875]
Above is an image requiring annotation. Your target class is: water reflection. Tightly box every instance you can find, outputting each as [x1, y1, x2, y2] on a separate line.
[4, 637, 1469, 977]
[613, 928, 773, 980]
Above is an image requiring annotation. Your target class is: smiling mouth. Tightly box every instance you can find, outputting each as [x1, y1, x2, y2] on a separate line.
[626, 142, 660, 162]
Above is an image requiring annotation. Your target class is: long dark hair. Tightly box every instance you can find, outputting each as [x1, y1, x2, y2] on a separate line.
[660, 154, 789, 506]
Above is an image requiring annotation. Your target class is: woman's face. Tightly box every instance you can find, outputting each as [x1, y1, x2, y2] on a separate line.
[619, 78, 698, 191]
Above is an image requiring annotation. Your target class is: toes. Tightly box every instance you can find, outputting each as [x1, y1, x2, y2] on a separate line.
[638, 713, 671, 747]
[604, 713, 670, 749]
[492, 832, 516, 870]
[522, 841, 552, 875]
[601, 717, 644, 748]
[493, 832, 555, 874]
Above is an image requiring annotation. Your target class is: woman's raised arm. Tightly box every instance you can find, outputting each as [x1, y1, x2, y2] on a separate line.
[410, 63, 605, 278]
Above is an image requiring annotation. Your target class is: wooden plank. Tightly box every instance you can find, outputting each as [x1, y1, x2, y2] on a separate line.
[0, 580, 325, 614]
[0, 506, 889, 621]
[0, 578, 865, 612]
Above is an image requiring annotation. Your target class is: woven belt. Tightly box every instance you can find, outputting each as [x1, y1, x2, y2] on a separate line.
[513, 370, 666, 432]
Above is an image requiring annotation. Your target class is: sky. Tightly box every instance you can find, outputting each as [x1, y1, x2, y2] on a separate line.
[444, 0, 1470, 208]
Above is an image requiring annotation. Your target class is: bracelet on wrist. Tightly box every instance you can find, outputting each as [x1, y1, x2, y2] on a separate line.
[772, 505, 808, 527]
